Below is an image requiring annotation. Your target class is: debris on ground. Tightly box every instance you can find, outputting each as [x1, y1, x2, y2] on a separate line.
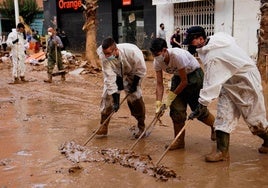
[59, 141, 178, 182]
[0, 50, 101, 75]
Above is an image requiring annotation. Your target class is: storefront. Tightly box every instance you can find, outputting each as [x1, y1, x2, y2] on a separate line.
[43, 0, 156, 52]
[97, 0, 156, 50]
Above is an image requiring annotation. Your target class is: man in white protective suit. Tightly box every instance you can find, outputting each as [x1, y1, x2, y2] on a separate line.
[184, 26, 268, 162]
[6, 23, 28, 84]
[96, 37, 147, 139]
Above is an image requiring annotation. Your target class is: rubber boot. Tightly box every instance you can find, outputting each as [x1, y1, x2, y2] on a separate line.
[200, 112, 216, 141]
[205, 130, 230, 162]
[95, 114, 111, 135]
[257, 133, 268, 154]
[127, 97, 146, 139]
[20, 76, 28, 82]
[44, 73, 52, 83]
[13, 77, 20, 84]
[61, 74, 66, 81]
[166, 123, 185, 150]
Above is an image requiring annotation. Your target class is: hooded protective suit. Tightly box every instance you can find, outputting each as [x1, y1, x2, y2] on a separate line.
[197, 32, 268, 134]
[6, 29, 28, 78]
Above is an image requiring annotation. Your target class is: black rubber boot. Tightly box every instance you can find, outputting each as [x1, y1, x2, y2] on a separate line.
[257, 133, 268, 154]
[205, 130, 230, 162]
[44, 73, 52, 83]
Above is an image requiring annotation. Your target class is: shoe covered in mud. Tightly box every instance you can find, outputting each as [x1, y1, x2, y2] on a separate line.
[13, 77, 20, 84]
[44, 74, 52, 83]
[20, 76, 28, 82]
[258, 145, 268, 153]
[165, 139, 185, 150]
[95, 125, 108, 135]
[205, 150, 229, 162]
[205, 130, 230, 162]
[61, 75, 66, 81]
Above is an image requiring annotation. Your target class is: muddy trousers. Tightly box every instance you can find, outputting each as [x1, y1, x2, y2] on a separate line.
[97, 97, 145, 136]
[198, 112, 216, 141]
[127, 97, 146, 132]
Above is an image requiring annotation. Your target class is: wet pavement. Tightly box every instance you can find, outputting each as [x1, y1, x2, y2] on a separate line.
[0, 61, 268, 188]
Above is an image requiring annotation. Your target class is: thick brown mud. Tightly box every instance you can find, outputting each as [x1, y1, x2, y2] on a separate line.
[0, 61, 268, 187]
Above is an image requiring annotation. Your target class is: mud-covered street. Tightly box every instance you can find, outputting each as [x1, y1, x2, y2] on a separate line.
[0, 60, 268, 188]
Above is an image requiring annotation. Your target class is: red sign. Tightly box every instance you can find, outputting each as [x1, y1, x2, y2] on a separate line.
[122, 0, 131, 6]
[58, 0, 82, 10]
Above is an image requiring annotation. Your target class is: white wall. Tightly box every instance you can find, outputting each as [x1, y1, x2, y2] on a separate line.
[156, 4, 174, 47]
[214, 0, 233, 34]
[214, 0, 259, 57]
[233, 0, 260, 58]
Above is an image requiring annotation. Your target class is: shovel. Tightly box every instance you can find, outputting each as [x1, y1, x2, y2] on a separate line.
[129, 104, 167, 150]
[83, 94, 129, 146]
[155, 120, 191, 166]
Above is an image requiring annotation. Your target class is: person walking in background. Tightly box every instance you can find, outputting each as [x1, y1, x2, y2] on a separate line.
[150, 38, 215, 150]
[170, 27, 181, 48]
[1, 34, 7, 51]
[6, 23, 28, 84]
[184, 26, 268, 162]
[157, 23, 167, 40]
[96, 37, 147, 139]
[44, 27, 65, 83]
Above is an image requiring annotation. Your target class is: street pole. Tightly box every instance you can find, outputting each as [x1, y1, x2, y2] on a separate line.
[14, 0, 19, 26]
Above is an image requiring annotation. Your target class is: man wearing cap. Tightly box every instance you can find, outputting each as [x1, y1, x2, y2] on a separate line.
[184, 26, 268, 162]
[6, 23, 28, 84]
[150, 38, 216, 150]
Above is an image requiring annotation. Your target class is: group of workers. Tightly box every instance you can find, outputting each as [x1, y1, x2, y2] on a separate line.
[97, 26, 268, 163]
[5, 23, 65, 84]
[5, 22, 268, 162]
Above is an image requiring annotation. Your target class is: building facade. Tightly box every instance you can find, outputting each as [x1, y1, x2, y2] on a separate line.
[154, 0, 260, 57]
[1, 0, 261, 57]
[42, 0, 156, 52]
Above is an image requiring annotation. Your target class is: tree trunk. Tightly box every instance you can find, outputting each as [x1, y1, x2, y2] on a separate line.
[258, 1, 268, 80]
[258, 0, 268, 116]
[83, 0, 101, 70]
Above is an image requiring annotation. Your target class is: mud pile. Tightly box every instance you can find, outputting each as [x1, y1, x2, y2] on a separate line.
[59, 141, 177, 181]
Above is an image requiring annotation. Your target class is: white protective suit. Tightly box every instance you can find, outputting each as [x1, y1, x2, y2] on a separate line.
[97, 43, 147, 110]
[197, 32, 268, 134]
[6, 29, 28, 78]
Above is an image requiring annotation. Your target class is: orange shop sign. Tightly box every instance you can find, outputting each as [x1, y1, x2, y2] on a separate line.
[122, 0, 131, 6]
[58, 0, 82, 10]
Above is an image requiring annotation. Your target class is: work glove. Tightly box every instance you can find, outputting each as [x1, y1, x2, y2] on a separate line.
[129, 75, 140, 93]
[116, 75, 124, 91]
[112, 93, 120, 112]
[164, 91, 177, 108]
[12, 39, 19, 44]
[188, 103, 207, 120]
